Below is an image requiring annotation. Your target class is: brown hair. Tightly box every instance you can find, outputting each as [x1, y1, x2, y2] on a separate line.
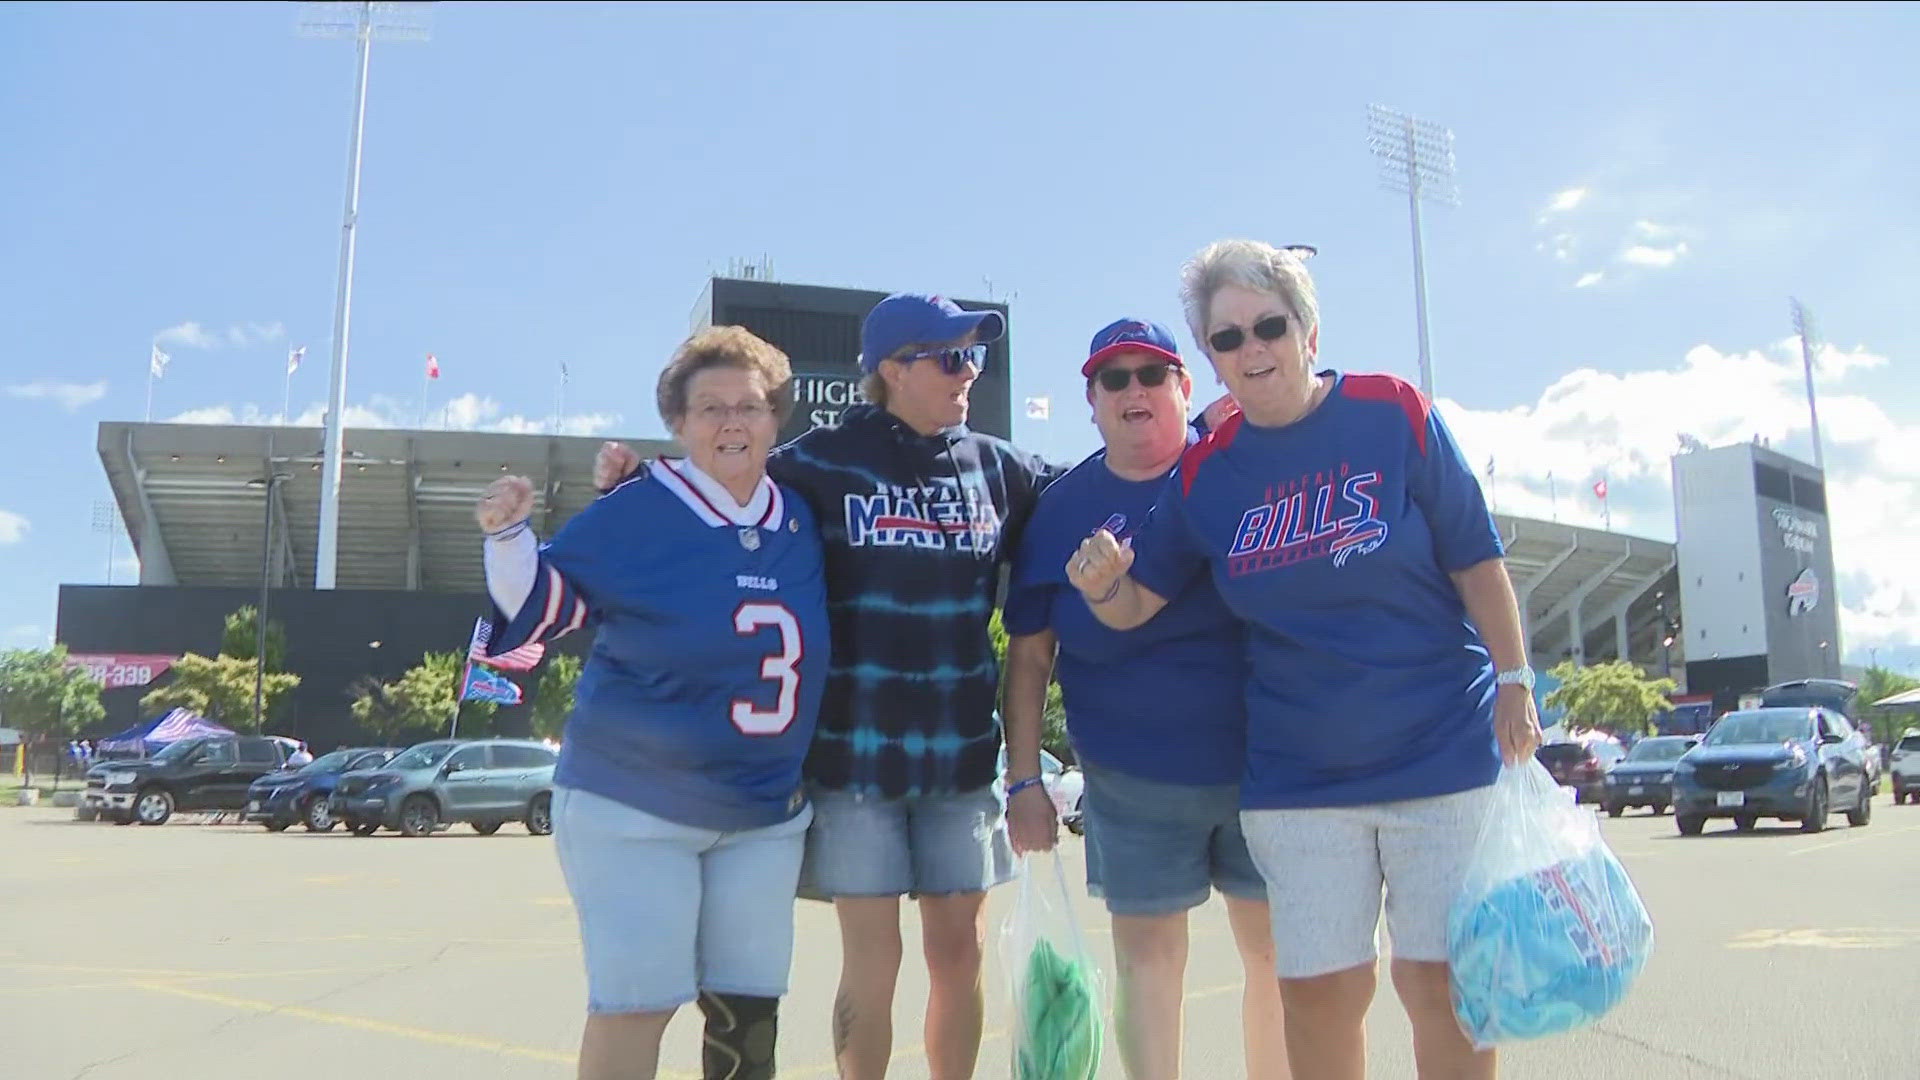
[655, 326, 794, 427]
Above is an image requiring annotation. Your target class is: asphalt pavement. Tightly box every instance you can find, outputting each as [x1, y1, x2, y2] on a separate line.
[2, 795, 1915, 1079]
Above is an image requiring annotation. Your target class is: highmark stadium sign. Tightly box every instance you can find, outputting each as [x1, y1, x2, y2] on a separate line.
[1771, 507, 1821, 555]
[790, 372, 868, 431]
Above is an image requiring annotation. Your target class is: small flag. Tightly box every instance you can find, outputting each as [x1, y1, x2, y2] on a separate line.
[426, 353, 440, 380]
[1486, 455, 1496, 480]
[468, 616, 544, 671]
[287, 346, 306, 375]
[559, 361, 569, 384]
[1025, 395, 1050, 420]
[461, 662, 523, 705]
[150, 344, 170, 379]
[1593, 478, 1609, 500]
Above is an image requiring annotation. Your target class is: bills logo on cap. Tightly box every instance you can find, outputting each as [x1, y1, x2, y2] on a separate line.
[1082, 317, 1183, 377]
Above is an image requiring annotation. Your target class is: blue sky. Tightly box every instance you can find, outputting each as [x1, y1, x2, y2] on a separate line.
[3, 2, 1917, 669]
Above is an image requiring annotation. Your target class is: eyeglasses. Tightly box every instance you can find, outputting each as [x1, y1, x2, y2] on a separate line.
[1093, 363, 1177, 392]
[899, 342, 990, 374]
[689, 400, 773, 424]
[1207, 314, 1290, 354]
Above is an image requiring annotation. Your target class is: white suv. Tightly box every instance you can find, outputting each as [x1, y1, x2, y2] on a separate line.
[1892, 730, 1920, 805]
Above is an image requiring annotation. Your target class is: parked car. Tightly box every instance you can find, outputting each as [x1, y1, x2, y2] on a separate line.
[245, 747, 401, 832]
[997, 747, 1086, 835]
[329, 739, 557, 837]
[1672, 707, 1873, 835]
[82, 735, 290, 825]
[1599, 735, 1697, 816]
[1534, 741, 1622, 804]
[1891, 729, 1920, 805]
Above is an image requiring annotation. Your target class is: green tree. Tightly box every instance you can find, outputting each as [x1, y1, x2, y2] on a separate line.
[1854, 665, 1920, 742]
[1543, 660, 1677, 736]
[139, 653, 300, 731]
[219, 605, 287, 671]
[531, 653, 583, 742]
[0, 646, 106, 782]
[349, 651, 499, 743]
[988, 609, 1071, 762]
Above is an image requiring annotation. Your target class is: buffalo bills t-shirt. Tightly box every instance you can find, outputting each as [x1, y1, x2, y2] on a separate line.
[1005, 444, 1247, 786]
[1129, 372, 1504, 809]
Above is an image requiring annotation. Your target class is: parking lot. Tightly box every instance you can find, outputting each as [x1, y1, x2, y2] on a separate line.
[3, 797, 1916, 1079]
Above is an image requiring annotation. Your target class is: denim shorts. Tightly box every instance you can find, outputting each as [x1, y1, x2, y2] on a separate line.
[1080, 762, 1267, 917]
[1241, 783, 1494, 978]
[800, 783, 1016, 898]
[553, 785, 811, 1014]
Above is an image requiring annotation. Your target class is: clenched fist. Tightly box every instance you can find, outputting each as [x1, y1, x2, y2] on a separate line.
[476, 475, 536, 534]
[1065, 529, 1134, 601]
[595, 440, 641, 493]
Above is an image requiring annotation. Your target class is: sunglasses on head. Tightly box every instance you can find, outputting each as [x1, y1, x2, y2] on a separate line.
[1207, 314, 1289, 354]
[899, 342, 990, 374]
[1094, 362, 1177, 392]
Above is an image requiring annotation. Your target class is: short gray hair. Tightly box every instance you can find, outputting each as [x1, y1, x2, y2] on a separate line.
[1179, 239, 1320, 357]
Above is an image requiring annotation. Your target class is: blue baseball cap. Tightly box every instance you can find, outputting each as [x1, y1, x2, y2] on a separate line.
[1082, 318, 1182, 377]
[859, 293, 1006, 374]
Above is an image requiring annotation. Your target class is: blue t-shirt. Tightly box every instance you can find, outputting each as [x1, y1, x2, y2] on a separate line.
[487, 460, 830, 831]
[1005, 446, 1248, 786]
[1129, 373, 1504, 809]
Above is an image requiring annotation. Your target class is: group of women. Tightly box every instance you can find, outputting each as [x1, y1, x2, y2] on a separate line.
[474, 238, 1543, 1080]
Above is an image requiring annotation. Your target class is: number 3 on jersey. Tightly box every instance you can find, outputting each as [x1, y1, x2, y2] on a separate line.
[731, 602, 803, 736]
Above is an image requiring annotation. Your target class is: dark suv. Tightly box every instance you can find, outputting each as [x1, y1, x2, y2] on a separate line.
[330, 739, 558, 837]
[84, 735, 290, 825]
[1672, 707, 1873, 835]
[245, 747, 400, 832]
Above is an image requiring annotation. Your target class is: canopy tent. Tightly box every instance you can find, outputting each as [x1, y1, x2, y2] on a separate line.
[1871, 687, 1920, 708]
[97, 709, 233, 755]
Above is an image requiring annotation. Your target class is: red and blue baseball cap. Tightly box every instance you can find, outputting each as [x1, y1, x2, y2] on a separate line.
[1082, 318, 1182, 377]
[859, 293, 1006, 374]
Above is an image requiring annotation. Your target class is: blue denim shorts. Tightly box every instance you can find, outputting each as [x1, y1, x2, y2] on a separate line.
[1081, 762, 1267, 917]
[553, 785, 811, 1014]
[800, 783, 1016, 898]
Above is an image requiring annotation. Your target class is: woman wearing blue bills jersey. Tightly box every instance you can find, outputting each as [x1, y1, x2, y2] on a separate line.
[476, 326, 828, 1080]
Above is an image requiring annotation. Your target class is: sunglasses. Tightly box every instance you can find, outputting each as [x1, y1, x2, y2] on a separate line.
[899, 342, 990, 374]
[1207, 314, 1289, 354]
[1094, 363, 1177, 392]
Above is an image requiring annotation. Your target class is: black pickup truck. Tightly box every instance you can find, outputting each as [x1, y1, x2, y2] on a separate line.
[83, 735, 290, 825]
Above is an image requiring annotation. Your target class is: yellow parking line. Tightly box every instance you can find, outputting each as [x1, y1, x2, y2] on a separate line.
[1789, 822, 1920, 856]
[132, 981, 635, 1073]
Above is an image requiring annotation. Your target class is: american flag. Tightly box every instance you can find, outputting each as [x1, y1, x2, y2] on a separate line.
[287, 346, 305, 375]
[467, 616, 544, 671]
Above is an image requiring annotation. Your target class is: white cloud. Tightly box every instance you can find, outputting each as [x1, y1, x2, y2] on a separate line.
[1546, 187, 1589, 213]
[1574, 271, 1606, 289]
[155, 321, 221, 350]
[6, 379, 108, 410]
[1441, 338, 1919, 662]
[167, 405, 239, 425]
[227, 322, 285, 348]
[1619, 241, 1690, 268]
[1632, 220, 1676, 241]
[0, 510, 28, 543]
[187, 395, 621, 438]
[154, 320, 286, 351]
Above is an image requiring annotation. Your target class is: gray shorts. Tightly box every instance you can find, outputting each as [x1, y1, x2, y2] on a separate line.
[801, 783, 1016, 898]
[1241, 784, 1494, 979]
[553, 785, 810, 1014]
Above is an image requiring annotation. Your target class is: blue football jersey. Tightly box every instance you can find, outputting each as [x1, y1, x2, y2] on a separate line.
[487, 459, 830, 831]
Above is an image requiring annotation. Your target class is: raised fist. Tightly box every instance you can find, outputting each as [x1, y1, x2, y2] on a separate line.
[595, 440, 641, 493]
[1065, 528, 1134, 601]
[476, 475, 536, 534]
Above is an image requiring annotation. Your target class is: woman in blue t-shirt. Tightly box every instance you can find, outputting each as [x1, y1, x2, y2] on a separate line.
[1003, 317, 1288, 1080]
[1067, 240, 1543, 1079]
[476, 326, 829, 1080]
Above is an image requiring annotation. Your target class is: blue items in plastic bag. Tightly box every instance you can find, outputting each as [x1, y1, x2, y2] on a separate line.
[1447, 760, 1653, 1049]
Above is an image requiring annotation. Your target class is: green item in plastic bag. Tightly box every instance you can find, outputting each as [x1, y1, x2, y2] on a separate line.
[1015, 936, 1103, 1080]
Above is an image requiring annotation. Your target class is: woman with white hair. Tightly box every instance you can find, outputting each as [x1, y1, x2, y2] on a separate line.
[1067, 239, 1542, 1079]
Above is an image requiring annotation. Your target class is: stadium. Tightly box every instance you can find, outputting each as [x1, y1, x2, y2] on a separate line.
[54, 275, 1840, 749]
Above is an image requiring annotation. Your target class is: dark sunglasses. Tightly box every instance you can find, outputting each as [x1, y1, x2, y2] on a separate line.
[1207, 314, 1289, 354]
[1094, 363, 1177, 392]
[899, 342, 990, 374]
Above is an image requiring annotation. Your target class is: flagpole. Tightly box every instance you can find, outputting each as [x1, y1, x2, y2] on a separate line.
[419, 362, 430, 429]
[1548, 472, 1558, 522]
[553, 362, 567, 435]
[145, 367, 155, 423]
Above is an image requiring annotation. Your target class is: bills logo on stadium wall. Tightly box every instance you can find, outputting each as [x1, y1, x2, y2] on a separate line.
[1786, 568, 1820, 616]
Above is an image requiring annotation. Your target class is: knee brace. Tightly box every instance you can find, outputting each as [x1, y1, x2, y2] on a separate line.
[697, 990, 779, 1080]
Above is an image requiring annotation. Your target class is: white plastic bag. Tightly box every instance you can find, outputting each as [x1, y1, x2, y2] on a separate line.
[1447, 760, 1653, 1049]
[999, 851, 1106, 1080]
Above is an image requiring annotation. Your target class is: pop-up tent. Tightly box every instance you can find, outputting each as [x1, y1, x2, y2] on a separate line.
[96, 709, 234, 755]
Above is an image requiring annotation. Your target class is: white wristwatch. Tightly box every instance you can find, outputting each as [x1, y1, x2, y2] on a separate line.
[1495, 666, 1536, 691]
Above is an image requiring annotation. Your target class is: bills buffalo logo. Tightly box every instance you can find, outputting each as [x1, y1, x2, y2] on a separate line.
[1786, 568, 1820, 616]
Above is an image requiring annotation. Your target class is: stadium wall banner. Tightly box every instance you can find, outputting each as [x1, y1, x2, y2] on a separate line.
[63, 653, 177, 689]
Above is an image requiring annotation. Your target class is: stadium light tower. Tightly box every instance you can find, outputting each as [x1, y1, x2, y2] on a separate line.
[1789, 298, 1826, 472]
[299, 1, 432, 589]
[1366, 104, 1458, 399]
